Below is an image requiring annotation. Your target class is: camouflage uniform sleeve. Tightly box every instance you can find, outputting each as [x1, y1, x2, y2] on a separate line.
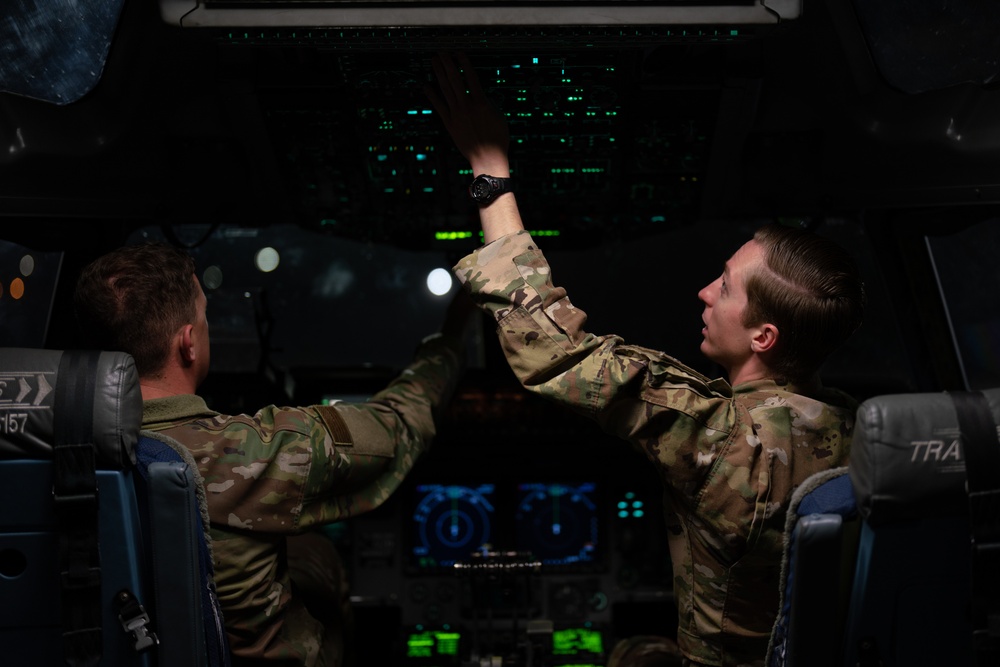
[170, 335, 464, 533]
[296, 333, 464, 528]
[453, 232, 733, 450]
[454, 231, 617, 397]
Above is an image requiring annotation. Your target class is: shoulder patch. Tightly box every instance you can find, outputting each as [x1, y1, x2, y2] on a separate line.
[315, 405, 354, 447]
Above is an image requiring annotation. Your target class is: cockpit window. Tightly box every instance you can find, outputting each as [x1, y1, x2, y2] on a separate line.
[926, 220, 1000, 390]
[126, 223, 462, 375]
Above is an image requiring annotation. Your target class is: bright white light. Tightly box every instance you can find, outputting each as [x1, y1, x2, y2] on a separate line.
[426, 268, 453, 296]
[255, 247, 280, 273]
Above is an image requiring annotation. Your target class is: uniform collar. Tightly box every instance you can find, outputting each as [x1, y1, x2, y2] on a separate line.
[142, 394, 219, 425]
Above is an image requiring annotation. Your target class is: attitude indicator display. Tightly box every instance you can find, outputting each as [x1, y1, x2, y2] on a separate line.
[411, 483, 495, 568]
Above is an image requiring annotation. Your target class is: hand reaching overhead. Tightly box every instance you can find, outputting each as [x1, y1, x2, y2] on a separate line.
[425, 52, 511, 177]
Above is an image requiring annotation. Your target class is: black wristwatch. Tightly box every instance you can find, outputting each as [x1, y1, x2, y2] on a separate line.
[468, 174, 514, 206]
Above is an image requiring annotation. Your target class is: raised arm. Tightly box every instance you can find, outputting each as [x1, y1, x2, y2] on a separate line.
[426, 52, 525, 244]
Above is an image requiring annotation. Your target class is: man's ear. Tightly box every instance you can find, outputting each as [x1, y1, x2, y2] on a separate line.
[179, 324, 197, 364]
[751, 323, 779, 354]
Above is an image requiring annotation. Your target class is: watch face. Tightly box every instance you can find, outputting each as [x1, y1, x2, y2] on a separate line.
[470, 177, 493, 200]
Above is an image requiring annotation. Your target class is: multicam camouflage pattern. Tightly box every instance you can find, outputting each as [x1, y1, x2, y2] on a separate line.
[607, 635, 684, 667]
[454, 232, 856, 667]
[142, 334, 463, 666]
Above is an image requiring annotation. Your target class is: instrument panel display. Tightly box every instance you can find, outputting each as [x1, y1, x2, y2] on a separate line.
[408, 480, 603, 572]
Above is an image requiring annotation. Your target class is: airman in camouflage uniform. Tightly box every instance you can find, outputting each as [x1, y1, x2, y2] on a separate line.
[453, 231, 857, 666]
[74, 242, 470, 666]
[428, 53, 866, 667]
[142, 335, 462, 665]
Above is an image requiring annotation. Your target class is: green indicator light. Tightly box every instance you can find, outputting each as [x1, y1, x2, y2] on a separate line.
[384, 188, 394, 193]
[552, 628, 604, 656]
[633, 510, 645, 518]
[423, 187, 434, 193]
[625, 492, 635, 499]
[435, 231, 474, 241]
[618, 501, 627, 509]
[436, 632, 461, 656]
[406, 632, 434, 658]
[618, 510, 629, 518]
[407, 110, 418, 115]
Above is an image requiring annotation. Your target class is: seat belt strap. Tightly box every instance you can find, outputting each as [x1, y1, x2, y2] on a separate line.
[950, 390, 1000, 665]
[53, 350, 102, 667]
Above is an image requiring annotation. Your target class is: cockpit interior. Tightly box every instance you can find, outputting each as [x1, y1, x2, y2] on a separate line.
[1, 1, 999, 665]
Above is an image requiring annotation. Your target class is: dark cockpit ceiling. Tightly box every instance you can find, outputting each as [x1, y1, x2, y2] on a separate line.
[2, 0, 999, 245]
[1, 0, 998, 407]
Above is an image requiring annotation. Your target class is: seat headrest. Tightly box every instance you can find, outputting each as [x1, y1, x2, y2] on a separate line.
[0, 348, 141, 469]
[850, 389, 1000, 526]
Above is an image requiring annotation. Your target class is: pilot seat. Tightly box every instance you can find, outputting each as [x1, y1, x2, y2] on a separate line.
[0, 348, 229, 667]
[768, 388, 1000, 667]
